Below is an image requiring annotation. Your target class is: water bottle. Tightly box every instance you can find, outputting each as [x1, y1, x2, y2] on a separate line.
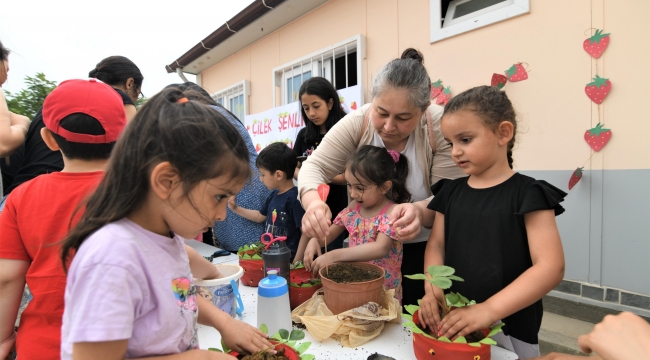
[262, 240, 290, 281]
[257, 270, 292, 336]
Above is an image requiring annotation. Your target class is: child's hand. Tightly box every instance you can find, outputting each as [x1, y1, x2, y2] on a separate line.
[303, 238, 322, 272]
[220, 318, 275, 355]
[227, 196, 238, 211]
[418, 290, 443, 330]
[0, 331, 16, 359]
[309, 254, 328, 275]
[438, 303, 495, 340]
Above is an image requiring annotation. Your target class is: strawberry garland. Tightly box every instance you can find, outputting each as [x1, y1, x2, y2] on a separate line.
[569, 29, 613, 191]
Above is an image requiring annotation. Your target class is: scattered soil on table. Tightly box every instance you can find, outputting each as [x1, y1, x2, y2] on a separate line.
[322, 263, 383, 284]
[292, 321, 306, 330]
[239, 347, 288, 360]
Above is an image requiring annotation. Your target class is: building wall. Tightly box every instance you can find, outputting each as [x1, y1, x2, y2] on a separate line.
[199, 0, 650, 298]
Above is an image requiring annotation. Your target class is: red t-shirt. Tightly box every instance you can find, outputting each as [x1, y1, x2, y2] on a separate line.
[0, 171, 103, 359]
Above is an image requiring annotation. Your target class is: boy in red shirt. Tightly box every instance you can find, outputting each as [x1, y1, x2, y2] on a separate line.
[0, 79, 127, 359]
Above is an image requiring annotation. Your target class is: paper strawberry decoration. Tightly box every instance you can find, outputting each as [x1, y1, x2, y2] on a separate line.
[272, 209, 277, 224]
[583, 29, 610, 59]
[430, 80, 444, 99]
[569, 167, 584, 190]
[505, 63, 528, 82]
[246, 125, 250, 131]
[436, 86, 452, 105]
[584, 123, 612, 152]
[255, 144, 261, 152]
[317, 183, 330, 202]
[585, 75, 611, 104]
[350, 101, 357, 110]
[491, 73, 508, 89]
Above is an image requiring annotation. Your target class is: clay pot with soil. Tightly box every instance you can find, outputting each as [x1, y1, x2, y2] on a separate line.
[289, 262, 322, 310]
[402, 265, 504, 360]
[238, 242, 265, 287]
[210, 327, 314, 360]
[319, 262, 385, 314]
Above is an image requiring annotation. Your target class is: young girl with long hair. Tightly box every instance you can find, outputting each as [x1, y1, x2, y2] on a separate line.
[59, 87, 273, 359]
[419, 86, 566, 359]
[294, 77, 349, 250]
[303, 145, 410, 302]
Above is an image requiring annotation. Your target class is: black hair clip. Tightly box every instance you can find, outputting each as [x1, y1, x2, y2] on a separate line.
[203, 249, 232, 262]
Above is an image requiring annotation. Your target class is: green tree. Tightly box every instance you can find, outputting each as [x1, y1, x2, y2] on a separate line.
[135, 95, 148, 108]
[4, 73, 57, 119]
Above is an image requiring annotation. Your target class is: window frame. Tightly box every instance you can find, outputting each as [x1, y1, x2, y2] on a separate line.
[211, 80, 250, 122]
[429, 0, 530, 43]
[271, 34, 366, 106]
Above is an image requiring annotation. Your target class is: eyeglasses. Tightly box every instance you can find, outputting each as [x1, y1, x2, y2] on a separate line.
[137, 91, 145, 101]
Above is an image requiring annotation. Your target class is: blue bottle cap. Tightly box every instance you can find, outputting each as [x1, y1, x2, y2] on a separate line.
[258, 270, 288, 297]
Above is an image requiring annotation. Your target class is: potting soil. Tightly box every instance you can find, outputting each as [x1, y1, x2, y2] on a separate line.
[322, 263, 383, 283]
[238, 347, 289, 360]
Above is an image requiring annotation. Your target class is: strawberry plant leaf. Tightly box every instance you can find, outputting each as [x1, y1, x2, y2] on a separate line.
[289, 329, 305, 340]
[468, 342, 481, 347]
[404, 304, 419, 315]
[405, 274, 427, 280]
[446, 275, 464, 282]
[446, 293, 460, 305]
[438, 336, 452, 343]
[208, 348, 223, 352]
[453, 336, 467, 343]
[431, 277, 452, 289]
[260, 324, 269, 335]
[271, 331, 283, 341]
[480, 338, 497, 345]
[488, 322, 505, 337]
[458, 293, 470, 304]
[221, 339, 230, 354]
[427, 265, 455, 277]
[301, 354, 316, 360]
[295, 342, 311, 355]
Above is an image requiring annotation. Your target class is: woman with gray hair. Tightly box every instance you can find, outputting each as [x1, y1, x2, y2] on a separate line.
[298, 48, 465, 306]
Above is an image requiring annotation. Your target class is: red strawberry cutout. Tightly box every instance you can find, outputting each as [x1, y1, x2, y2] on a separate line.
[350, 101, 357, 110]
[569, 167, 584, 190]
[431, 79, 444, 99]
[255, 144, 261, 152]
[491, 73, 507, 89]
[505, 63, 528, 82]
[436, 86, 452, 105]
[585, 75, 611, 104]
[584, 123, 612, 152]
[246, 125, 250, 131]
[583, 29, 610, 59]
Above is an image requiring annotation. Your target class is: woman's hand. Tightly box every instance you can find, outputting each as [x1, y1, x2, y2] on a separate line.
[438, 303, 496, 340]
[387, 203, 422, 241]
[418, 285, 443, 330]
[577, 312, 650, 360]
[219, 318, 275, 355]
[301, 197, 332, 240]
[303, 238, 322, 272]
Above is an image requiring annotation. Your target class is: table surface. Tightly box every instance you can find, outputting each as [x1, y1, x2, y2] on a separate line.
[186, 240, 518, 360]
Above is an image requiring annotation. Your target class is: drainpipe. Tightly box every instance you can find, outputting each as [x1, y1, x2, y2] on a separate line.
[176, 67, 189, 83]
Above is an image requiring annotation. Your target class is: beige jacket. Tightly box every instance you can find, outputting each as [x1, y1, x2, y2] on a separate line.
[298, 103, 466, 201]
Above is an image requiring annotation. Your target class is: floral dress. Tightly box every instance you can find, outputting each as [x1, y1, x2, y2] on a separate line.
[333, 202, 403, 303]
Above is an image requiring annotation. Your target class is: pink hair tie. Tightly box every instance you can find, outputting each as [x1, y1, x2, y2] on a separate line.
[387, 150, 400, 163]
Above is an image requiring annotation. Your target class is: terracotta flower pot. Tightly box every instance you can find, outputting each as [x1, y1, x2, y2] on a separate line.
[239, 259, 265, 287]
[319, 262, 385, 314]
[289, 282, 323, 310]
[412, 310, 491, 360]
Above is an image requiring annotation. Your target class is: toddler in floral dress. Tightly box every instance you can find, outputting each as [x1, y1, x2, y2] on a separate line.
[303, 145, 411, 303]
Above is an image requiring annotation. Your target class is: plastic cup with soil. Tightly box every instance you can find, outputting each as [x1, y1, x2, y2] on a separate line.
[238, 242, 265, 287]
[319, 262, 385, 314]
[402, 265, 505, 360]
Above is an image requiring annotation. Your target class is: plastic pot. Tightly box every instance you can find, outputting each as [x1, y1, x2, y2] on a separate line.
[289, 282, 323, 310]
[319, 262, 385, 314]
[412, 310, 491, 360]
[228, 341, 300, 360]
[239, 259, 265, 287]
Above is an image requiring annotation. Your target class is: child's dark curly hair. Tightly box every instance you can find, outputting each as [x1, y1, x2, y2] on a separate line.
[346, 145, 411, 204]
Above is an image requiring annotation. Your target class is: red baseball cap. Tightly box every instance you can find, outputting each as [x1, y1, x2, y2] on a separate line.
[43, 78, 127, 144]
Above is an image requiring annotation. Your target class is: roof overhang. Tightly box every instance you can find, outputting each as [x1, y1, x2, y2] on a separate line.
[166, 0, 328, 75]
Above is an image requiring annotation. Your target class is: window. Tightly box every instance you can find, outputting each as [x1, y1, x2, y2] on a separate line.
[273, 35, 365, 106]
[430, 0, 529, 43]
[211, 80, 250, 122]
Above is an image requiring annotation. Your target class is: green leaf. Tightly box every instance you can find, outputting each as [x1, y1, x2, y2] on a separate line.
[404, 304, 419, 315]
[252, 254, 262, 260]
[468, 342, 481, 347]
[410, 326, 426, 335]
[287, 341, 296, 347]
[271, 331, 282, 341]
[431, 277, 452, 289]
[437, 336, 452, 343]
[402, 313, 412, 321]
[301, 354, 316, 360]
[480, 338, 497, 345]
[404, 274, 427, 280]
[220, 339, 230, 354]
[295, 342, 311, 355]
[278, 329, 289, 340]
[289, 329, 305, 340]
[428, 265, 455, 278]
[446, 275, 464, 282]
[458, 293, 470, 304]
[242, 254, 251, 260]
[446, 293, 460, 305]
[208, 347, 223, 352]
[289, 282, 299, 287]
[488, 322, 505, 337]
[417, 299, 421, 306]
[259, 324, 268, 335]
[402, 321, 416, 328]
[453, 336, 467, 343]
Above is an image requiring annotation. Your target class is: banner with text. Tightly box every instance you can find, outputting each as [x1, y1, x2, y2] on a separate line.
[243, 85, 361, 152]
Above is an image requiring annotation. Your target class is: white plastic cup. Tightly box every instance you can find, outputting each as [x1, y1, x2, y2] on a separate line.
[194, 264, 244, 318]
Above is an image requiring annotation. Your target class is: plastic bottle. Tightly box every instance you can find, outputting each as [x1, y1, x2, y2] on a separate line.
[262, 240, 290, 281]
[257, 270, 292, 336]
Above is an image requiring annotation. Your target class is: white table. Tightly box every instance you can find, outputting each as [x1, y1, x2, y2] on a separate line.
[186, 240, 518, 360]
